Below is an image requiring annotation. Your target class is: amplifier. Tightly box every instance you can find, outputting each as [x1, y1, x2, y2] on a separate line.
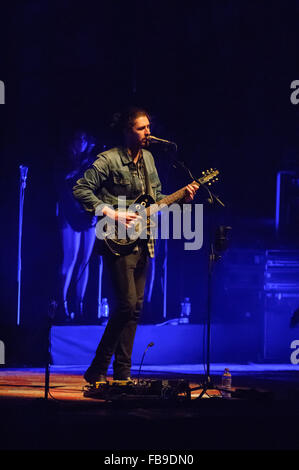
[275, 170, 299, 237]
[263, 292, 299, 361]
[264, 250, 299, 292]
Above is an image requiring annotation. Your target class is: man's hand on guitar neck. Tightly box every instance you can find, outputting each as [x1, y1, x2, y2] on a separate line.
[183, 183, 198, 203]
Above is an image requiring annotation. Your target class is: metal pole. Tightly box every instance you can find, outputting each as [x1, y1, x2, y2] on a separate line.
[17, 166, 28, 326]
[17, 185, 24, 325]
[206, 250, 214, 381]
[97, 255, 103, 319]
[163, 238, 168, 319]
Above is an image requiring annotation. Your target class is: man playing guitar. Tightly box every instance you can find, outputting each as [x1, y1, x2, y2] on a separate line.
[73, 106, 197, 384]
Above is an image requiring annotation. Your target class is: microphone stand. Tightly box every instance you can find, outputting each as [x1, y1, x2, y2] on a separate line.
[187, 169, 227, 400]
[149, 142, 229, 397]
[194, 193, 231, 399]
[162, 156, 229, 398]
[44, 300, 56, 400]
[17, 166, 28, 326]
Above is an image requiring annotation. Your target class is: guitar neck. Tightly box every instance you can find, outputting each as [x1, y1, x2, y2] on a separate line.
[159, 180, 200, 207]
[146, 180, 199, 217]
[145, 169, 219, 217]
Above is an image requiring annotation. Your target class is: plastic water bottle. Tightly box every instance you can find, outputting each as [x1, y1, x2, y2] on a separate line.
[221, 368, 232, 398]
[179, 297, 191, 324]
[101, 298, 109, 318]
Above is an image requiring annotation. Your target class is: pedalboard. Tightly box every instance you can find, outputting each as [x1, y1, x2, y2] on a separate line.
[83, 378, 191, 401]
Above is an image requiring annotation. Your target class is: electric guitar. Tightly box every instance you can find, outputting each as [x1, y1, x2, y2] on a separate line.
[97, 169, 219, 256]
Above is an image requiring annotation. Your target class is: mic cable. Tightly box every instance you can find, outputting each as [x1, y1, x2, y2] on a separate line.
[137, 342, 154, 383]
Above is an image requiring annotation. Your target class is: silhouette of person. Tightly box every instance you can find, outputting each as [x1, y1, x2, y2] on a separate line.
[55, 130, 97, 321]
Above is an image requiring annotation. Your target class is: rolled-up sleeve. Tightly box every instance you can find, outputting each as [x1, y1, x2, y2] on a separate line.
[72, 154, 110, 213]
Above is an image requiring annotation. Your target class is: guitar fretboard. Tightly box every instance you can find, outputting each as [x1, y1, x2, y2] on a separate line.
[146, 180, 199, 217]
[145, 169, 218, 216]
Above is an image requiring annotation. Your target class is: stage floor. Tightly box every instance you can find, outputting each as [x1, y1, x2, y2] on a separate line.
[0, 364, 298, 451]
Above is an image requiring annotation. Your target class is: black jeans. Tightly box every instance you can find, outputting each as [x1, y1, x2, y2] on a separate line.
[88, 241, 149, 379]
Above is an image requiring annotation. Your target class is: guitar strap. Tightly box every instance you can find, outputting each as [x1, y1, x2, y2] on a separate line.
[143, 153, 155, 201]
[142, 153, 158, 243]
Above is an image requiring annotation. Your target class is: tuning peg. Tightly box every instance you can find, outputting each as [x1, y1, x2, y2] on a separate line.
[202, 171, 206, 175]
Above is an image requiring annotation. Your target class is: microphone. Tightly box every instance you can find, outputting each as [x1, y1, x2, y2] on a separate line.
[147, 135, 177, 148]
[19, 165, 28, 187]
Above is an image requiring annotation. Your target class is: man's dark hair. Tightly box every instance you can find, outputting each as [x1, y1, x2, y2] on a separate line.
[110, 106, 151, 133]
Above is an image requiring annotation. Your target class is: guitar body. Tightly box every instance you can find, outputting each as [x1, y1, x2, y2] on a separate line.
[103, 193, 156, 256]
[98, 168, 219, 256]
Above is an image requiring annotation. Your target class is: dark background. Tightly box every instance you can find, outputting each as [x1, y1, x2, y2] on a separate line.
[1, 0, 299, 363]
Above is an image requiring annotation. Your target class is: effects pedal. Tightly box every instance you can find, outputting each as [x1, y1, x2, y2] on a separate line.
[83, 378, 191, 401]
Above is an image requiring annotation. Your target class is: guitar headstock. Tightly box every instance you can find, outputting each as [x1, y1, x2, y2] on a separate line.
[198, 168, 219, 186]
